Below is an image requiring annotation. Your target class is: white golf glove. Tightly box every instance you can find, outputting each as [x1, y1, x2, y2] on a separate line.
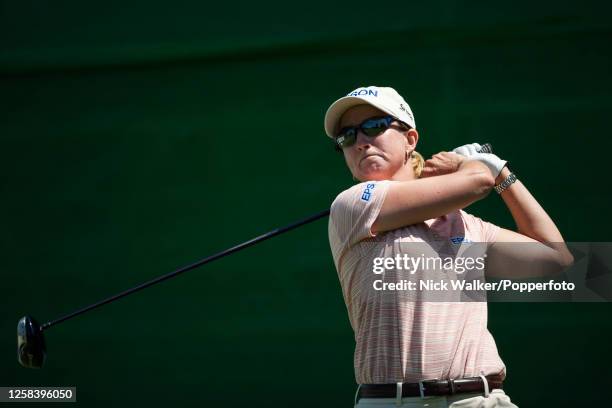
[452, 143, 507, 178]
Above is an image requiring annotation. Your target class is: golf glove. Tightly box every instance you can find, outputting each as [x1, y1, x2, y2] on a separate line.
[452, 143, 507, 178]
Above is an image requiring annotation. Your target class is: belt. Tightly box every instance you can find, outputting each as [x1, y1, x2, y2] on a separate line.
[358, 375, 504, 399]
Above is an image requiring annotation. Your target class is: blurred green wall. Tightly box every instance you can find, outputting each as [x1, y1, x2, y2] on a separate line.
[2, 1, 611, 406]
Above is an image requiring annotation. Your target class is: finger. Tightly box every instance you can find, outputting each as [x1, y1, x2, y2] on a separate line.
[453, 145, 473, 156]
[421, 164, 435, 172]
[443, 151, 460, 158]
[420, 169, 435, 178]
[444, 151, 462, 158]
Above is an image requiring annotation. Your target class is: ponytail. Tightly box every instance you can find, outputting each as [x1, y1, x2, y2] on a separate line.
[412, 151, 424, 178]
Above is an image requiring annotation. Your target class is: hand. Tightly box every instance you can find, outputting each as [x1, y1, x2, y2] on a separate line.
[452, 142, 483, 157]
[452, 142, 507, 178]
[421, 151, 465, 178]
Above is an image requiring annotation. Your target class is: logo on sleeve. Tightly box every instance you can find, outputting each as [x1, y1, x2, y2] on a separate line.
[361, 183, 376, 201]
[450, 236, 472, 244]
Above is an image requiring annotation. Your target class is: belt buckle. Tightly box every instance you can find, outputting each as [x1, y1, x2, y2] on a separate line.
[449, 378, 456, 395]
[418, 381, 425, 398]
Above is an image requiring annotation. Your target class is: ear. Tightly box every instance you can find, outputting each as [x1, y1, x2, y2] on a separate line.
[403, 128, 419, 151]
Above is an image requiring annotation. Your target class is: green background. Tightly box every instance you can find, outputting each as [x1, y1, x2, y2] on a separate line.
[1, 1, 611, 406]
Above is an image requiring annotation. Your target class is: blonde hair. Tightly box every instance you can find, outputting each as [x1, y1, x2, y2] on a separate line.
[412, 151, 424, 178]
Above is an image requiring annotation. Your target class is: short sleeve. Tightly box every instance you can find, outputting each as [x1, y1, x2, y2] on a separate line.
[460, 210, 501, 243]
[328, 180, 391, 267]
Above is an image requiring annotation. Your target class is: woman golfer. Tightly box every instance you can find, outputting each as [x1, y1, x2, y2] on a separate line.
[325, 86, 573, 407]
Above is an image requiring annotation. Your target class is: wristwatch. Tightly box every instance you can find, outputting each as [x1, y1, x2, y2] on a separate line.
[494, 172, 517, 194]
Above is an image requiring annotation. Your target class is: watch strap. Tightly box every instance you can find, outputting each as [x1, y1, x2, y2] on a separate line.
[494, 172, 517, 194]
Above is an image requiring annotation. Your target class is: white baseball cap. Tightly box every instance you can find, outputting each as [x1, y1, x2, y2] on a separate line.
[324, 86, 416, 138]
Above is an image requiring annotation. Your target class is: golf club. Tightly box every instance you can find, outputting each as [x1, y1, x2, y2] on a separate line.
[17, 143, 492, 368]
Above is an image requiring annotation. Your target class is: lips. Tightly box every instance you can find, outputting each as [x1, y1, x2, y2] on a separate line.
[360, 153, 383, 164]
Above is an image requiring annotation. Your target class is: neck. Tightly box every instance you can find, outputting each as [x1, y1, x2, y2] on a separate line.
[389, 164, 417, 182]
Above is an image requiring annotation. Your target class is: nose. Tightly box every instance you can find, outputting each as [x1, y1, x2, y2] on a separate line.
[354, 130, 372, 150]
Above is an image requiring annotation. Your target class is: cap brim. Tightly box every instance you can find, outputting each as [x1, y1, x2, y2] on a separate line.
[324, 96, 393, 138]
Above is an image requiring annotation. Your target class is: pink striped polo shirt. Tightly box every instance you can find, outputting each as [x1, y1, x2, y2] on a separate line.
[328, 180, 507, 384]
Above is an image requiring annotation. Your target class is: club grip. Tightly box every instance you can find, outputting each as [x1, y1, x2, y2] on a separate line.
[478, 143, 493, 153]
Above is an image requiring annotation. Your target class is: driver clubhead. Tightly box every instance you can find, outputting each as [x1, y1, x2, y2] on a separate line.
[17, 315, 46, 368]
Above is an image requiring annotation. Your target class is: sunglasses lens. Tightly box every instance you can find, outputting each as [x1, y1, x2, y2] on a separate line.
[361, 118, 390, 137]
[335, 117, 396, 150]
[336, 128, 356, 148]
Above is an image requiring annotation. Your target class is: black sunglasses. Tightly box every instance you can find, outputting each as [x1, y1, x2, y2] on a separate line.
[334, 115, 410, 151]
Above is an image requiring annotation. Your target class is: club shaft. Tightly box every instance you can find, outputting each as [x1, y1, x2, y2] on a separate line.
[41, 209, 331, 331]
[39, 143, 494, 332]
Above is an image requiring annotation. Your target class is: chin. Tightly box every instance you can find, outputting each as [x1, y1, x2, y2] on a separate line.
[356, 171, 389, 182]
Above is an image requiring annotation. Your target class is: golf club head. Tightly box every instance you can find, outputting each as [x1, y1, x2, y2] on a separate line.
[17, 316, 46, 369]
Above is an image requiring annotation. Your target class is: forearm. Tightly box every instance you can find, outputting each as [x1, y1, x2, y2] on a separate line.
[495, 167, 573, 263]
[495, 167, 560, 240]
[458, 159, 496, 200]
[373, 159, 494, 233]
